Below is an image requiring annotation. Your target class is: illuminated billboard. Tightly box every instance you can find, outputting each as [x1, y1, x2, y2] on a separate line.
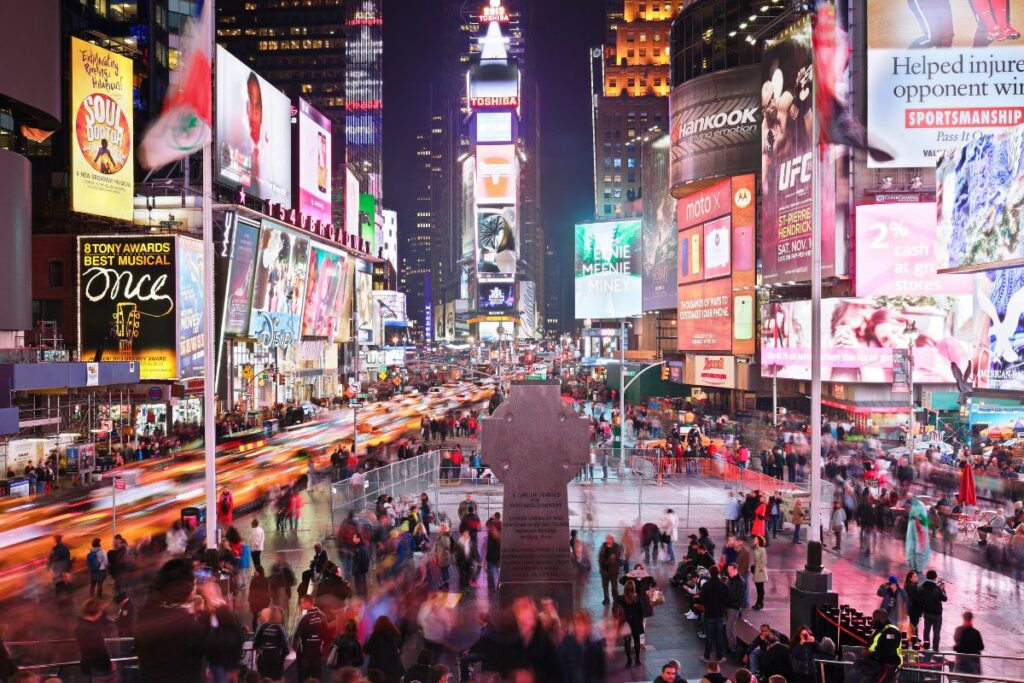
[856, 203, 974, 296]
[936, 126, 1024, 273]
[574, 220, 642, 319]
[974, 266, 1024, 391]
[215, 46, 292, 205]
[345, 168, 360, 238]
[641, 135, 677, 311]
[460, 158, 476, 297]
[78, 236, 177, 379]
[222, 217, 260, 336]
[249, 222, 309, 349]
[176, 237, 205, 381]
[760, 297, 973, 383]
[519, 281, 537, 339]
[297, 99, 332, 224]
[866, 1, 1024, 168]
[476, 112, 513, 143]
[475, 144, 517, 205]
[478, 282, 516, 313]
[301, 247, 349, 339]
[359, 193, 377, 254]
[677, 278, 732, 352]
[477, 207, 518, 278]
[355, 263, 374, 343]
[70, 37, 134, 221]
[468, 62, 519, 110]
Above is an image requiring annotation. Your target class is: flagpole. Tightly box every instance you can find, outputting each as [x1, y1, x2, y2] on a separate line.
[202, 0, 218, 546]
[809, 14, 823, 545]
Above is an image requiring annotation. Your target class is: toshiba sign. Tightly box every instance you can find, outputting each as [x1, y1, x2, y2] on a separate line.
[669, 66, 762, 193]
[470, 95, 519, 109]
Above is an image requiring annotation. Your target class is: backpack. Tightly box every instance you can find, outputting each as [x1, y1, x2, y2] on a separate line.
[87, 550, 100, 572]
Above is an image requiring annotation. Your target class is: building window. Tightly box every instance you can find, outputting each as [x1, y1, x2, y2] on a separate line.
[613, 158, 622, 168]
[604, 189, 612, 198]
[627, 129, 636, 138]
[614, 174, 622, 182]
[47, 260, 63, 287]
[628, 172, 636, 183]
[609, 79, 617, 88]
[614, 189, 622, 198]
[627, 158, 636, 168]
[627, 78, 635, 87]
[604, 174, 612, 182]
[640, 33, 647, 42]
[604, 203, 613, 214]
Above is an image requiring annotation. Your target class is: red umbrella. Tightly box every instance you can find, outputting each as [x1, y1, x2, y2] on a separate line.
[959, 461, 978, 507]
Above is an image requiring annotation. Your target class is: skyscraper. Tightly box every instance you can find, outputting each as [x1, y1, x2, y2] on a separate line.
[592, 0, 680, 219]
[345, 0, 383, 199]
[398, 129, 433, 337]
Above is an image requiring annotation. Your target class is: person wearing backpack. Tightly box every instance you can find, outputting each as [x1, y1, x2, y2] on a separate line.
[433, 523, 454, 591]
[253, 606, 290, 682]
[293, 594, 328, 683]
[87, 538, 108, 598]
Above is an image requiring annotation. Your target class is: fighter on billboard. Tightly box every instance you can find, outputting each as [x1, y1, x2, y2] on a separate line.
[177, 237, 205, 381]
[574, 220, 642, 320]
[302, 248, 349, 339]
[866, 0, 1024, 168]
[669, 66, 762, 191]
[297, 99, 332, 224]
[70, 37, 134, 221]
[216, 46, 292, 205]
[937, 125, 1024, 273]
[477, 207, 518, 277]
[223, 218, 260, 335]
[249, 223, 309, 349]
[78, 236, 177, 379]
[642, 135, 677, 311]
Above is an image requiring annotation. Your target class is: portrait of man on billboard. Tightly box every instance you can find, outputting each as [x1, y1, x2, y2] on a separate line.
[246, 72, 269, 197]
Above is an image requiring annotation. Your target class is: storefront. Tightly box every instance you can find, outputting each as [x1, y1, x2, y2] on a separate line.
[582, 327, 626, 362]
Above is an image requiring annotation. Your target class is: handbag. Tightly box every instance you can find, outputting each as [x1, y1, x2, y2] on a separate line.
[326, 645, 339, 668]
[647, 588, 665, 607]
[660, 532, 671, 545]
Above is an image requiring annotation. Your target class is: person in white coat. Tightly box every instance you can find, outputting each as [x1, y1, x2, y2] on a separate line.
[661, 508, 679, 563]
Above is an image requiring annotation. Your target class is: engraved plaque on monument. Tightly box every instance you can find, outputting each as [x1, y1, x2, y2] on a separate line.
[480, 380, 590, 613]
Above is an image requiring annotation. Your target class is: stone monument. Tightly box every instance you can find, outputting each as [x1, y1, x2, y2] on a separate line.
[481, 380, 590, 614]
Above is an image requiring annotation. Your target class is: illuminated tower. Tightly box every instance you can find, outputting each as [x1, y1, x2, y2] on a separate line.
[345, 0, 384, 199]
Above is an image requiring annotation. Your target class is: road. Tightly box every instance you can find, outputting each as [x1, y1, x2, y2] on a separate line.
[0, 381, 492, 602]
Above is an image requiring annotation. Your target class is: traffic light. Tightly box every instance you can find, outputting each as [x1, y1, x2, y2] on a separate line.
[661, 365, 670, 381]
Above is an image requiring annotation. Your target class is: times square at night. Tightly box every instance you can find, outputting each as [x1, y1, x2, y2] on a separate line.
[1, 0, 1024, 682]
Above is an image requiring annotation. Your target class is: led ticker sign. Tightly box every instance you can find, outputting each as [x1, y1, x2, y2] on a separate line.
[470, 96, 519, 109]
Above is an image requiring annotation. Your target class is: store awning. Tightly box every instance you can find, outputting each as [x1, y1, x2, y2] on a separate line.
[822, 398, 911, 415]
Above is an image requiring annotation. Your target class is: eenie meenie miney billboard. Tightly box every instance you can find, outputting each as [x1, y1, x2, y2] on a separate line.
[574, 220, 642, 320]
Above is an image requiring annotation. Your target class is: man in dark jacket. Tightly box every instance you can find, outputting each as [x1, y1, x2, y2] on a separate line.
[351, 533, 371, 598]
[293, 594, 328, 682]
[598, 535, 622, 605]
[952, 610, 984, 676]
[699, 566, 729, 662]
[919, 570, 948, 649]
[724, 563, 746, 655]
[299, 542, 328, 598]
[855, 609, 903, 683]
[759, 633, 793, 681]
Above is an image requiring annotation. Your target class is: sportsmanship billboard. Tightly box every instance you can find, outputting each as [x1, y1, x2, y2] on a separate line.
[574, 220, 642, 320]
[78, 236, 177, 379]
[936, 126, 1024, 273]
[70, 37, 134, 221]
[249, 222, 309, 349]
[215, 46, 292, 205]
[855, 203, 974, 296]
[477, 207, 518, 278]
[222, 217, 260, 336]
[760, 297, 973, 383]
[301, 247, 349, 339]
[297, 99, 332, 224]
[669, 66, 761, 191]
[761, 18, 834, 285]
[176, 237, 205, 381]
[866, 1, 1024, 168]
[476, 144, 517, 205]
[642, 135, 677, 311]
[677, 278, 732, 352]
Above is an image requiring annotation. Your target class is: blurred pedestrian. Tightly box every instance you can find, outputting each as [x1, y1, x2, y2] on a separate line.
[46, 535, 71, 584]
[328, 619, 364, 671]
[248, 566, 272, 631]
[752, 536, 767, 610]
[556, 609, 607, 682]
[218, 487, 234, 526]
[953, 611, 984, 677]
[75, 598, 115, 683]
[86, 538, 108, 598]
[250, 518, 265, 569]
[253, 606, 290, 682]
[614, 580, 647, 668]
[364, 616, 404, 683]
[292, 594, 328, 683]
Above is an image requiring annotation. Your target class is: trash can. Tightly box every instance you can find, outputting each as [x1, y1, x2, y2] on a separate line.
[181, 505, 206, 530]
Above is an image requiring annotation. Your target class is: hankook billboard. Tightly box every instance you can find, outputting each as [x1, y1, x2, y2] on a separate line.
[669, 65, 762, 192]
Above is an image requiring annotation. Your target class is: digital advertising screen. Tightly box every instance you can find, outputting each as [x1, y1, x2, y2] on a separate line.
[519, 281, 537, 339]
[70, 37, 134, 221]
[301, 247, 349, 339]
[222, 217, 260, 336]
[249, 222, 309, 348]
[973, 266, 1024, 391]
[215, 46, 292, 205]
[669, 66, 761, 191]
[641, 135, 677, 311]
[355, 266, 374, 342]
[297, 99, 332, 223]
[677, 278, 732, 352]
[78, 236, 177, 379]
[176, 237, 205, 381]
[475, 144, 517, 205]
[359, 193, 377, 254]
[574, 220, 642, 320]
[468, 61, 520, 109]
[760, 296, 974, 383]
[866, 1, 1024, 168]
[478, 282, 516, 313]
[937, 125, 1024, 273]
[345, 168, 361, 239]
[477, 207, 518, 278]
[476, 112, 514, 144]
[855, 203, 974, 296]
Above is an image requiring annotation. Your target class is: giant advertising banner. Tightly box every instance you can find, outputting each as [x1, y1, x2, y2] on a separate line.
[249, 222, 309, 349]
[460, 157, 476, 297]
[358, 193, 377, 255]
[297, 99, 332, 224]
[678, 278, 732, 352]
[519, 280, 537, 339]
[355, 265, 374, 343]
[761, 19, 834, 285]
[669, 66, 761, 191]
[216, 46, 292, 205]
[475, 144, 517, 205]
[345, 168, 361, 241]
[855, 203, 974, 296]
[574, 220, 642, 319]
[176, 237, 205, 380]
[730, 175, 757, 356]
[477, 207, 518, 278]
[936, 125, 1024, 273]
[760, 296, 973, 383]
[78, 236, 177, 379]
[301, 247, 349, 339]
[222, 217, 260, 336]
[642, 135, 677, 311]
[973, 266, 1024, 391]
[478, 282, 516, 313]
[866, 1, 1024, 168]
[70, 37, 134, 221]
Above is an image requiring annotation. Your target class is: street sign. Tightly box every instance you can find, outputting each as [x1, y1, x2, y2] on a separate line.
[148, 386, 163, 401]
[358, 393, 370, 399]
[378, 371, 388, 380]
[100, 420, 113, 433]
[347, 380, 361, 394]
[348, 401, 364, 409]
[113, 477, 126, 491]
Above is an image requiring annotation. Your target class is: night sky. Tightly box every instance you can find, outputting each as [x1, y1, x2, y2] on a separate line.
[382, 0, 606, 321]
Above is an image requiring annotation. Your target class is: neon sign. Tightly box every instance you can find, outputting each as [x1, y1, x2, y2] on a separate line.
[481, 4, 509, 23]
[470, 96, 519, 109]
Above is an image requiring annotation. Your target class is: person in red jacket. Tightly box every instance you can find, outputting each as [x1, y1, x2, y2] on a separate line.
[218, 488, 234, 526]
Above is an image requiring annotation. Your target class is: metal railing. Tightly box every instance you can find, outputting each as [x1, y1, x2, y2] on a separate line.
[329, 450, 441, 530]
[816, 655, 1024, 683]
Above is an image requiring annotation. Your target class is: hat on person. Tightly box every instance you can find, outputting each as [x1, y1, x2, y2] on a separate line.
[888, 575, 899, 584]
[688, 534, 698, 540]
[820, 637, 836, 654]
